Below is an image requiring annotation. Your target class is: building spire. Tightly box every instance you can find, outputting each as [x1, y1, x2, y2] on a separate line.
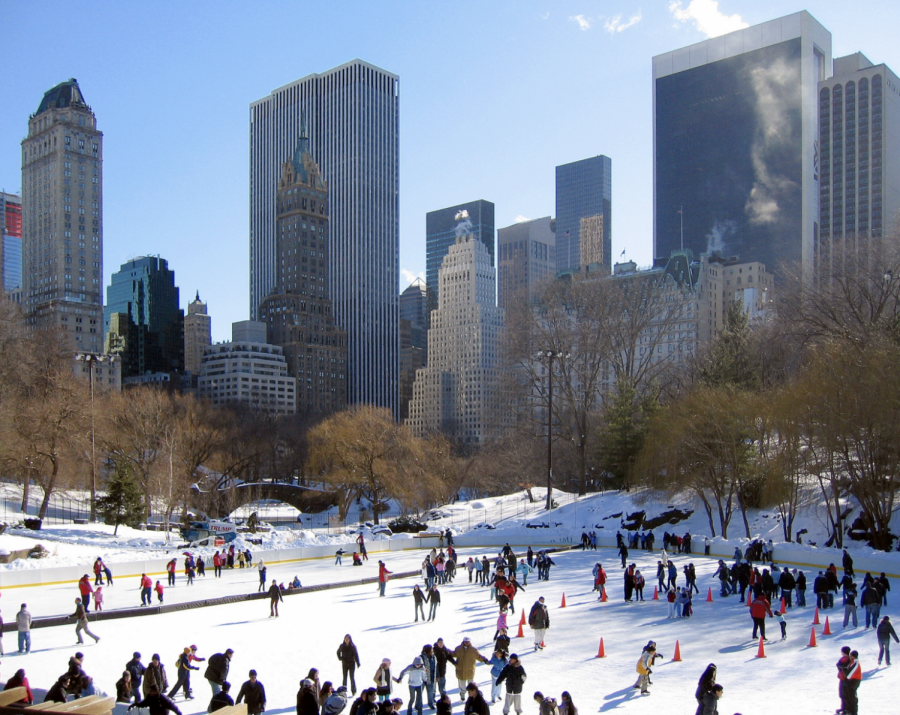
[293, 113, 310, 174]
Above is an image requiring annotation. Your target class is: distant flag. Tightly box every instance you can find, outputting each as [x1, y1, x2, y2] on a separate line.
[620, 249, 626, 256]
[677, 208, 683, 214]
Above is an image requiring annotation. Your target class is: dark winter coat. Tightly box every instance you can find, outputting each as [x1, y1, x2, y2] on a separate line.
[862, 587, 880, 607]
[205, 654, 231, 685]
[126, 658, 146, 693]
[528, 602, 549, 630]
[297, 687, 320, 715]
[420, 650, 438, 684]
[130, 693, 183, 715]
[495, 663, 526, 694]
[209, 692, 235, 713]
[236, 680, 267, 714]
[877, 620, 899, 642]
[144, 663, 169, 697]
[338, 642, 361, 668]
[437, 701, 453, 715]
[778, 572, 796, 590]
[433, 643, 454, 677]
[413, 588, 428, 604]
[797, 573, 807, 591]
[494, 634, 511, 655]
[813, 576, 828, 594]
[694, 693, 718, 715]
[44, 680, 69, 704]
[463, 691, 490, 715]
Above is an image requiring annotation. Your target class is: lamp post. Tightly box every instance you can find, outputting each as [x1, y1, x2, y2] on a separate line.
[76, 353, 114, 521]
[536, 350, 569, 511]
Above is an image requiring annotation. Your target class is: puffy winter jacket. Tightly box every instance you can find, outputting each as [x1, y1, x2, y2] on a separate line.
[451, 644, 486, 681]
[323, 691, 350, 715]
[528, 602, 549, 630]
[399, 663, 428, 687]
[877, 619, 899, 642]
[205, 653, 230, 685]
[750, 596, 773, 620]
[495, 663, 526, 694]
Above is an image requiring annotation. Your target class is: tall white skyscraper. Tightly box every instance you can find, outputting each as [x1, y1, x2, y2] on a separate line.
[250, 60, 399, 414]
[406, 225, 510, 446]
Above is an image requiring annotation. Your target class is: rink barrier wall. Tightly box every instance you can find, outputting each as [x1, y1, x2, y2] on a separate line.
[0, 569, 422, 633]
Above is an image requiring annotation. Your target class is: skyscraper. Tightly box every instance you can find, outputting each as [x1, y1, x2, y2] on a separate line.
[0, 192, 22, 294]
[653, 11, 832, 276]
[399, 278, 426, 421]
[250, 60, 399, 414]
[555, 156, 611, 274]
[257, 126, 347, 417]
[104, 256, 184, 378]
[407, 228, 510, 446]
[21, 78, 103, 352]
[184, 291, 211, 376]
[817, 53, 900, 274]
[425, 200, 494, 328]
[497, 217, 556, 308]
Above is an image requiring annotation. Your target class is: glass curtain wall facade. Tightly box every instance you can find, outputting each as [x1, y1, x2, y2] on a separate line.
[250, 60, 399, 414]
[1, 192, 22, 292]
[555, 156, 611, 274]
[653, 12, 831, 277]
[425, 200, 494, 328]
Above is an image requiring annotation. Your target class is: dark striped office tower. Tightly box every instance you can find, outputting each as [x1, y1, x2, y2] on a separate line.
[250, 60, 399, 414]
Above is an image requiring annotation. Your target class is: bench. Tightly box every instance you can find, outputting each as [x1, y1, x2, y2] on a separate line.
[0, 688, 28, 707]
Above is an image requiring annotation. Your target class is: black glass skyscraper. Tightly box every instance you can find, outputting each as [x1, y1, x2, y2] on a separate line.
[653, 11, 831, 276]
[555, 156, 612, 274]
[425, 200, 494, 328]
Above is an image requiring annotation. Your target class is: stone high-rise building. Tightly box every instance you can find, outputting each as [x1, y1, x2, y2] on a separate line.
[497, 217, 556, 309]
[21, 79, 103, 352]
[250, 60, 399, 414]
[257, 125, 347, 416]
[406, 229, 510, 446]
[817, 53, 900, 274]
[184, 291, 211, 376]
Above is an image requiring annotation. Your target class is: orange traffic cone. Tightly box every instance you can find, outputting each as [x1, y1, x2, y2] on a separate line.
[747, 592, 752, 607]
[813, 607, 820, 625]
[601, 589, 608, 602]
[540, 640, 546, 648]
[652, 587, 659, 601]
[706, 587, 713, 603]
[516, 622, 524, 638]
[808, 626, 817, 647]
[672, 640, 682, 662]
[780, 597, 786, 613]
[561, 593, 566, 608]
[519, 611, 526, 626]
[596, 638, 606, 658]
[755, 637, 766, 658]
[823, 617, 832, 636]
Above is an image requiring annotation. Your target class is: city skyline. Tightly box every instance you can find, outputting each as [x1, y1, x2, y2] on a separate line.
[2, 2, 898, 340]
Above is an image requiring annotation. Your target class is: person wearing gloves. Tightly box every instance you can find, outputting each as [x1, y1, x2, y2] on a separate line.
[450, 637, 490, 701]
[487, 650, 508, 704]
[397, 656, 429, 715]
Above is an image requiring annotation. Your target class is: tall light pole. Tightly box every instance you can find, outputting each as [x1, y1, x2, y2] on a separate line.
[536, 350, 569, 511]
[76, 353, 114, 521]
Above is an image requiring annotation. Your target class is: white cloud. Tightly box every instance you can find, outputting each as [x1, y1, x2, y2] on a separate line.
[669, 0, 748, 38]
[604, 12, 642, 34]
[541, 12, 550, 20]
[401, 269, 424, 286]
[514, 215, 532, 224]
[569, 14, 592, 31]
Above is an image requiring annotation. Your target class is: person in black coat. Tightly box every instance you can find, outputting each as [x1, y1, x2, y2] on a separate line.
[205, 650, 233, 697]
[495, 654, 526, 715]
[127, 685, 183, 715]
[413, 586, 428, 622]
[338, 635, 361, 695]
[436, 693, 453, 715]
[349, 689, 378, 715]
[126, 653, 146, 703]
[433, 638, 455, 697]
[297, 679, 320, 715]
[463, 684, 489, 715]
[236, 670, 267, 715]
[209, 682, 234, 713]
[45, 676, 71, 704]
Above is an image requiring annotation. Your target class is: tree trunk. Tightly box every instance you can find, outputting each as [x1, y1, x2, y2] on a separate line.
[21, 472, 30, 514]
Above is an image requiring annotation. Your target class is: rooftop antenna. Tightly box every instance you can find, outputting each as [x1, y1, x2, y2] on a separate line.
[678, 207, 684, 251]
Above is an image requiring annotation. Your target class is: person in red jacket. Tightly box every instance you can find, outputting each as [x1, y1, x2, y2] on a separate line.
[213, 552, 222, 578]
[155, 581, 165, 604]
[140, 574, 153, 607]
[838, 648, 862, 715]
[378, 562, 392, 597]
[3, 668, 34, 704]
[167, 559, 177, 586]
[93, 558, 104, 586]
[78, 575, 94, 612]
[750, 594, 773, 640]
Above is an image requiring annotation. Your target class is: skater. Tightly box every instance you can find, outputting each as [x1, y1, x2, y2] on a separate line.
[297, 679, 319, 715]
[336, 549, 346, 566]
[104, 563, 114, 586]
[427, 586, 441, 621]
[695, 684, 723, 715]
[420, 645, 438, 710]
[750, 593, 772, 640]
[16, 603, 31, 654]
[323, 685, 349, 715]
[197, 556, 206, 577]
[258, 561, 267, 592]
[140, 573, 153, 606]
[93, 558, 104, 586]
[796, 570, 807, 607]
[155, 581, 165, 604]
[236, 670, 267, 715]
[433, 638, 452, 697]
[167, 559, 177, 587]
[94, 586, 104, 612]
[357, 534, 368, 561]
[373, 659, 397, 702]
[268, 579, 283, 617]
[634, 643, 658, 696]
[45, 675, 71, 704]
[120, 675, 137, 705]
[397, 656, 428, 715]
[204, 649, 234, 696]
[463, 683, 489, 715]
[516, 560, 533, 586]
[378, 562, 392, 597]
[126, 653, 146, 704]
[169, 647, 199, 700]
[487, 651, 507, 704]
[775, 610, 787, 640]
[413, 585, 428, 622]
[528, 597, 549, 650]
[877, 616, 898, 666]
[558, 693, 577, 715]
[338, 636, 361, 695]
[144, 654, 169, 698]
[78, 575, 94, 611]
[694, 663, 716, 706]
[451, 637, 489, 700]
[618, 542, 628, 568]
[209, 682, 234, 713]
[843, 584, 858, 628]
[593, 563, 607, 600]
[495, 653, 526, 715]
[634, 570, 645, 601]
[3, 669, 34, 704]
[68, 598, 100, 644]
[837, 649, 862, 715]
[532, 692, 558, 715]
[127, 684, 183, 715]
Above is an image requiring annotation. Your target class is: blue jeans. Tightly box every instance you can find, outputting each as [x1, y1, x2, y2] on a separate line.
[408, 685, 422, 715]
[208, 680, 221, 696]
[379, 582, 386, 597]
[797, 590, 806, 607]
[425, 680, 436, 709]
[438, 677, 446, 696]
[18, 632, 30, 653]
[428, 601, 439, 620]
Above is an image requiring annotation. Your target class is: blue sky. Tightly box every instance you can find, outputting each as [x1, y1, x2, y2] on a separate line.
[2, 1, 898, 341]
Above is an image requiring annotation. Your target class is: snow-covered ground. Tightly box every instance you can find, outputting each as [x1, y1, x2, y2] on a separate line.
[3, 545, 894, 715]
